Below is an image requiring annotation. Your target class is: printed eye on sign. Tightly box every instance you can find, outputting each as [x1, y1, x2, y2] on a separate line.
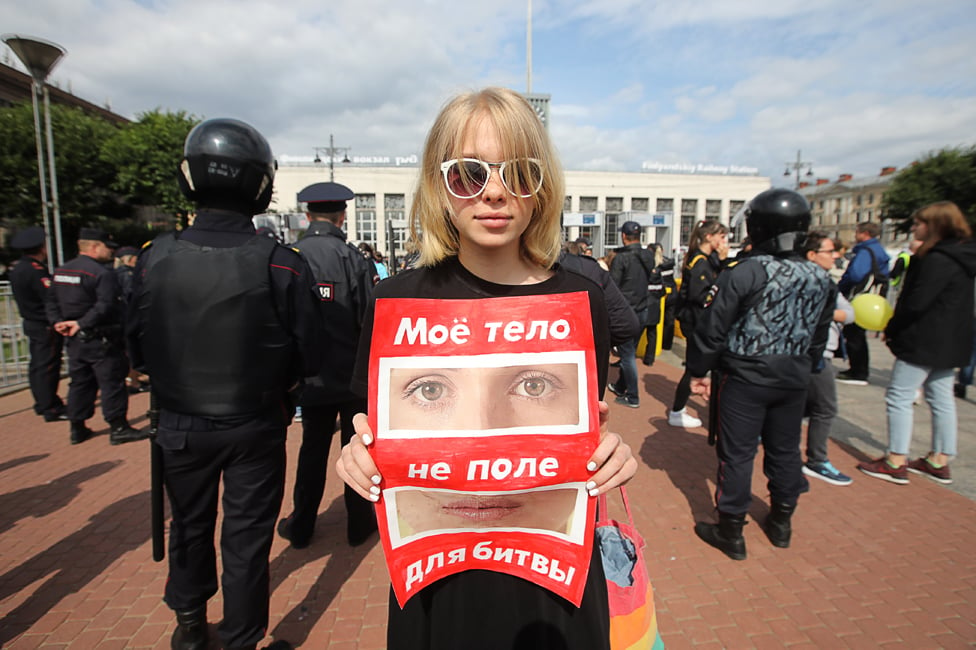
[368, 293, 600, 607]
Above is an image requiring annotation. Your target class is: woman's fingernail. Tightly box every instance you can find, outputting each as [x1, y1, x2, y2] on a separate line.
[586, 481, 596, 491]
[369, 493, 379, 502]
[370, 475, 382, 485]
[586, 461, 597, 471]
[370, 485, 381, 495]
[588, 487, 600, 497]
[362, 433, 373, 445]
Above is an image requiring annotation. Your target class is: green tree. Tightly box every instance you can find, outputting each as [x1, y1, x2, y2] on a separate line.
[100, 109, 199, 221]
[0, 102, 121, 230]
[882, 146, 976, 231]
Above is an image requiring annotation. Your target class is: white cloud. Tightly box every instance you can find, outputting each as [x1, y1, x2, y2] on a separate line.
[3, 0, 973, 185]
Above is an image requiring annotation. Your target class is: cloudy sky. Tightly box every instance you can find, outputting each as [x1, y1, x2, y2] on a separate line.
[5, 0, 975, 185]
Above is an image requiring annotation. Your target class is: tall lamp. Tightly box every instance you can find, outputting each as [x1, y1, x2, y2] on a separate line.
[783, 150, 814, 190]
[3, 34, 67, 270]
[312, 134, 351, 182]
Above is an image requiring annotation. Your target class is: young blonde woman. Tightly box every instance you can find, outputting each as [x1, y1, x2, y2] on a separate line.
[336, 87, 637, 650]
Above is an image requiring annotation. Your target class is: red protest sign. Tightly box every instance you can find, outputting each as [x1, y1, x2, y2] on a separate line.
[367, 293, 600, 607]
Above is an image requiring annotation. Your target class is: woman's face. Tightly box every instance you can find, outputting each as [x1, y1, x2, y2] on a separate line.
[389, 364, 580, 430]
[705, 231, 728, 253]
[911, 218, 929, 241]
[395, 487, 579, 536]
[446, 117, 536, 258]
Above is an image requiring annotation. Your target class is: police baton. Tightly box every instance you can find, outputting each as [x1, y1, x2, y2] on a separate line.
[707, 370, 720, 447]
[149, 389, 165, 562]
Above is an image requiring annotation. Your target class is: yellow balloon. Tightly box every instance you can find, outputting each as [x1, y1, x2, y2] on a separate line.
[851, 293, 893, 331]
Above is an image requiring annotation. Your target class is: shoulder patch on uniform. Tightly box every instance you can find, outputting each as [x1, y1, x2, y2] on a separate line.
[315, 283, 334, 301]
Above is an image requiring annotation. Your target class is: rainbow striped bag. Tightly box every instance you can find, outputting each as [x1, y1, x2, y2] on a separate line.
[597, 488, 664, 650]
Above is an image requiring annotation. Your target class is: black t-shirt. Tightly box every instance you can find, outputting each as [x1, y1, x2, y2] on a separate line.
[352, 256, 612, 650]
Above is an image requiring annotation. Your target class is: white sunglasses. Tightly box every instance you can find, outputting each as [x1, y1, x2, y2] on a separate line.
[440, 158, 544, 199]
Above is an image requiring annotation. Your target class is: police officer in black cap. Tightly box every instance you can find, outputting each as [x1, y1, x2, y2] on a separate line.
[46, 226, 143, 444]
[113, 245, 140, 303]
[277, 181, 378, 549]
[687, 188, 834, 560]
[127, 118, 323, 650]
[9, 225, 67, 421]
[608, 220, 657, 408]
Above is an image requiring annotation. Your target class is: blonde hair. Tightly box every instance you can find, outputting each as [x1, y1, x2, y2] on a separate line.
[410, 87, 565, 269]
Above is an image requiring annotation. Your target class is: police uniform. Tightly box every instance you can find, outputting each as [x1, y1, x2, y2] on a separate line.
[46, 227, 137, 443]
[114, 245, 140, 304]
[8, 226, 65, 420]
[128, 118, 323, 650]
[278, 182, 378, 548]
[688, 189, 834, 560]
[608, 221, 656, 404]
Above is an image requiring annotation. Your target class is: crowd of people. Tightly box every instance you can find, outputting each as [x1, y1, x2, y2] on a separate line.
[4, 85, 975, 649]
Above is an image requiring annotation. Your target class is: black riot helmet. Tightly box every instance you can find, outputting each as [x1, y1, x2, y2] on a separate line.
[744, 188, 812, 255]
[178, 118, 276, 215]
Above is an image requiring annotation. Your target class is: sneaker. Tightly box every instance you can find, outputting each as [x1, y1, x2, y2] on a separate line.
[906, 457, 952, 485]
[668, 409, 702, 428]
[803, 461, 853, 486]
[607, 382, 625, 398]
[614, 395, 640, 408]
[856, 457, 909, 485]
[836, 371, 868, 386]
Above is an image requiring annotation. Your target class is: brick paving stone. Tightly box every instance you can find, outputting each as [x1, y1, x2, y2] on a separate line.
[4, 342, 976, 648]
[129, 622, 169, 647]
[64, 628, 108, 650]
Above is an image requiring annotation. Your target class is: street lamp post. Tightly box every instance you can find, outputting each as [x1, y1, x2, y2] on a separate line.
[783, 150, 814, 190]
[2, 34, 67, 271]
[313, 134, 351, 182]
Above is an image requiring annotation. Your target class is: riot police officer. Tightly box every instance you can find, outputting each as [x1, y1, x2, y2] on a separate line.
[9, 226, 66, 421]
[277, 181, 378, 548]
[128, 118, 324, 650]
[46, 227, 143, 444]
[687, 189, 834, 560]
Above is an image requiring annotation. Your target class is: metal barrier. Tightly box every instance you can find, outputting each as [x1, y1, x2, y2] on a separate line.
[0, 281, 31, 390]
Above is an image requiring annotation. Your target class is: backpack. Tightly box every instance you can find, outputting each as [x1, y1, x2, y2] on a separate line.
[847, 246, 888, 298]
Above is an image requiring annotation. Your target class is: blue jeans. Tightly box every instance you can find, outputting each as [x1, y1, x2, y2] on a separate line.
[885, 358, 957, 457]
[615, 308, 647, 400]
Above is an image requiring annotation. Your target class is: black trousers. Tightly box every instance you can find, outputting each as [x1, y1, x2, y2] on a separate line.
[160, 421, 286, 649]
[64, 336, 128, 423]
[713, 376, 809, 515]
[23, 319, 64, 415]
[842, 323, 869, 378]
[289, 398, 374, 543]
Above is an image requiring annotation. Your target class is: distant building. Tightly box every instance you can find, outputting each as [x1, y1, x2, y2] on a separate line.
[0, 61, 129, 125]
[798, 167, 908, 247]
[270, 161, 771, 264]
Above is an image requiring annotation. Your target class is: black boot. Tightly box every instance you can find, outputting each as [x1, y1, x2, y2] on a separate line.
[70, 420, 93, 445]
[764, 502, 795, 548]
[694, 512, 747, 560]
[109, 418, 148, 445]
[171, 605, 208, 650]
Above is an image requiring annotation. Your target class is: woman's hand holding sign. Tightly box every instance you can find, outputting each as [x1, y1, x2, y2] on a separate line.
[584, 400, 637, 496]
[337, 412, 382, 502]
